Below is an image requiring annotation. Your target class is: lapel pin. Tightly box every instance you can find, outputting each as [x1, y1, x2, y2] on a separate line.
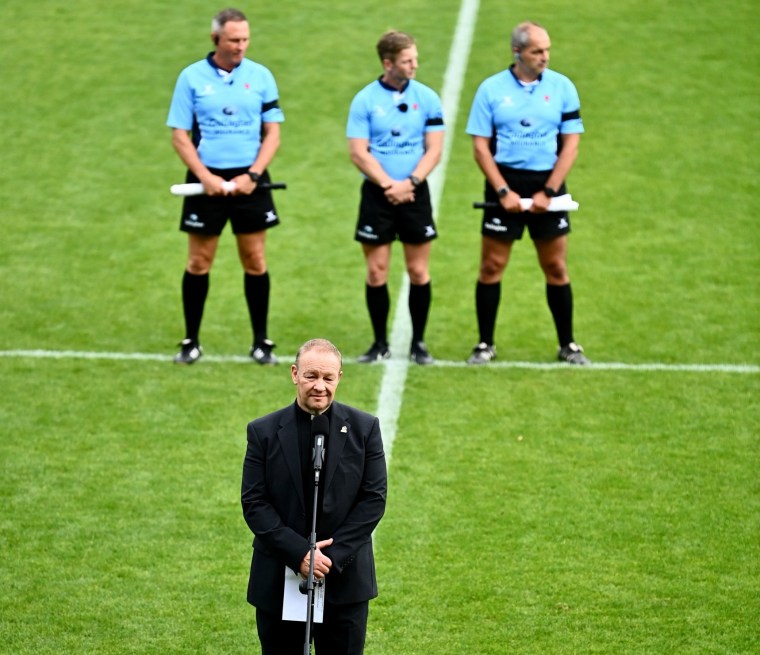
[341, 426, 348, 433]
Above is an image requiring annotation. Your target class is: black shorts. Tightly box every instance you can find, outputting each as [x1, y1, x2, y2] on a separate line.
[179, 167, 280, 236]
[480, 166, 571, 241]
[354, 179, 438, 245]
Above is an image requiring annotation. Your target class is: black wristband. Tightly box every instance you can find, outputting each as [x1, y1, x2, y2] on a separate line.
[248, 171, 261, 183]
[543, 186, 557, 197]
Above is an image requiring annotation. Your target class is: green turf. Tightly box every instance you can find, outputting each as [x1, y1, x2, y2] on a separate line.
[1, 0, 758, 653]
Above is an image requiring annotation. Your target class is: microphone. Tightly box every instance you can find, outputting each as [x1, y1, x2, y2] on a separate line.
[311, 413, 329, 471]
[299, 576, 324, 594]
[299, 414, 329, 596]
[397, 102, 408, 112]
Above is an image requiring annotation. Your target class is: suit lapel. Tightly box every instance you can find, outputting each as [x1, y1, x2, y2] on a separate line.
[277, 406, 305, 513]
[324, 402, 349, 492]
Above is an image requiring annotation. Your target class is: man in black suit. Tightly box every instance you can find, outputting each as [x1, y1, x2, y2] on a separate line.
[242, 338, 387, 654]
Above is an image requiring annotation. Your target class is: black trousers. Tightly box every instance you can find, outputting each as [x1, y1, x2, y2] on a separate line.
[256, 600, 369, 655]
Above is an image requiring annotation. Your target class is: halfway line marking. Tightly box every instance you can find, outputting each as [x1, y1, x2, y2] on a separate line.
[376, 0, 480, 463]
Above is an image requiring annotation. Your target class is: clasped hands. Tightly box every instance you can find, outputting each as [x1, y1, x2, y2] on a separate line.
[201, 173, 258, 196]
[501, 188, 551, 213]
[382, 178, 415, 206]
[300, 538, 334, 581]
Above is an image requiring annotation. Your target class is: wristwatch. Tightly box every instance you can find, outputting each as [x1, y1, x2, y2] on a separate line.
[409, 175, 421, 188]
[248, 171, 261, 183]
[497, 185, 509, 198]
[543, 186, 558, 197]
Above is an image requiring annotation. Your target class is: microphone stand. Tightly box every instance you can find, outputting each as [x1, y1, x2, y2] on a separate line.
[303, 434, 324, 655]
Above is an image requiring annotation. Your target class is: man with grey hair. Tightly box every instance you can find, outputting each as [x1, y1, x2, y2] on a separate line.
[242, 338, 387, 654]
[167, 8, 285, 366]
[465, 21, 589, 365]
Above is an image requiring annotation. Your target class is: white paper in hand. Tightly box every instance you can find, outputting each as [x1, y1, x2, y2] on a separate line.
[518, 194, 579, 211]
[282, 569, 324, 623]
[170, 181, 237, 196]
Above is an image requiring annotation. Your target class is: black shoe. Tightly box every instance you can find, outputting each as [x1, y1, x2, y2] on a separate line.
[357, 342, 390, 363]
[557, 342, 590, 365]
[410, 341, 434, 365]
[466, 342, 496, 365]
[174, 339, 202, 365]
[250, 339, 278, 365]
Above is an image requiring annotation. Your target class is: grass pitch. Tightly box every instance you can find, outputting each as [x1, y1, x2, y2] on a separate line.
[1, 0, 758, 653]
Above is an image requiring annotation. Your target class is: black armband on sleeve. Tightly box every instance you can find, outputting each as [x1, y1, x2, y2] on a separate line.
[262, 99, 280, 113]
[561, 109, 581, 122]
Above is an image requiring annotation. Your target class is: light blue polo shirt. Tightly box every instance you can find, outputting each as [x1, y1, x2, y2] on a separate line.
[167, 54, 285, 169]
[466, 67, 583, 171]
[347, 78, 445, 180]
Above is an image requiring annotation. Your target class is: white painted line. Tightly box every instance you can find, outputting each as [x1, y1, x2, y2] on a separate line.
[0, 349, 176, 362]
[375, 0, 481, 463]
[1, 349, 756, 375]
[423, 360, 760, 374]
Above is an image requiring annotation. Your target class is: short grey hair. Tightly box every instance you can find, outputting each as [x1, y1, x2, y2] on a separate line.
[511, 21, 546, 51]
[211, 8, 247, 35]
[294, 339, 343, 369]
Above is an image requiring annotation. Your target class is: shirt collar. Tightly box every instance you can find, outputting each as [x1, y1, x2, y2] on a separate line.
[377, 76, 410, 94]
[508, 64, 543, 85]
[294, 401, 334, 423]
[205, 51, 243, 75]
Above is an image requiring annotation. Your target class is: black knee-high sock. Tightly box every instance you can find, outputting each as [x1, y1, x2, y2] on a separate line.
[475, 280, 501, 345]
[182, 271, 209, 344]
[546, 282, 574, 347]
[245, 272, 270, 345]
[366, 283, 390, 345]
[409, 281, 431, 343]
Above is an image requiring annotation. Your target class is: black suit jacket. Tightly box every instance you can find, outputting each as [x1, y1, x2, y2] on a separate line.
[242, 400, 387, 614]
